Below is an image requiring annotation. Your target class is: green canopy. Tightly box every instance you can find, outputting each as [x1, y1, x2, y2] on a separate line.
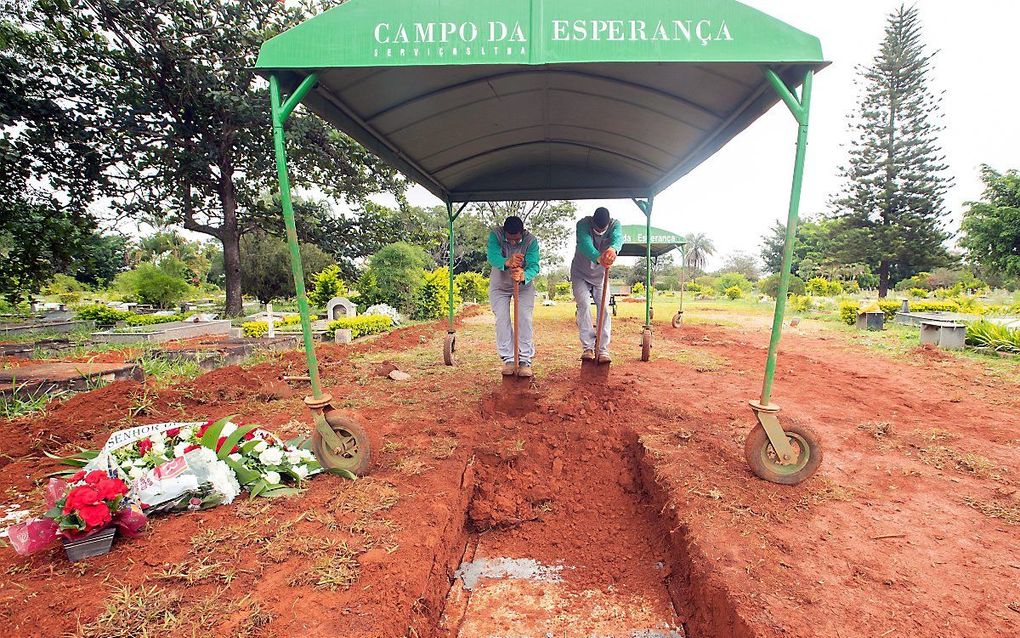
[256, 0, 826, 202]
[618, 224, 685, 258]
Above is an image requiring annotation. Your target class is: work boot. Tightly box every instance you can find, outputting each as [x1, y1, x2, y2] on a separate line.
[517, 362, 533, 378]
[580, 349, 595, 361]
[501, 361, 516, 376]
[598, 351, 612, 364]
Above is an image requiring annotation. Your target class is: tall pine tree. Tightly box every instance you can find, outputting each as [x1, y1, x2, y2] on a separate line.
[829, 5, 952, 297]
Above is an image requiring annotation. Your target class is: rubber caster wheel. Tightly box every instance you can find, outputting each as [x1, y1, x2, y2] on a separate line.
[671, 312, 683, 329]
[640, 329, 652, 362]
[744, 423, 822, 485]
[443, 332, 456, 366]
[312, 411, 372, 476]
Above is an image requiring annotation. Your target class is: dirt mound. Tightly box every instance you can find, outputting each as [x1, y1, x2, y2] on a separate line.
[177, 364, 291, 403]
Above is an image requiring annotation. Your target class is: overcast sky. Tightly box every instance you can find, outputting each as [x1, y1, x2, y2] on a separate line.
[397, 1, 1020, 271]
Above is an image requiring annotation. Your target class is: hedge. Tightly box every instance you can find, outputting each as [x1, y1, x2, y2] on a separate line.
[75, 304, 187, 327]
[325, 315, 393, 340]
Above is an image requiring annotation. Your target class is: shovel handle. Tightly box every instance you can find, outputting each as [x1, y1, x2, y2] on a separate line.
[513, 279, 520, 369]
[594, 266, 610, 357]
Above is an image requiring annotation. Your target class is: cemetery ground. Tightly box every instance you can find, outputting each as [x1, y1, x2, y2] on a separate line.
[0, 300, 1017, 638]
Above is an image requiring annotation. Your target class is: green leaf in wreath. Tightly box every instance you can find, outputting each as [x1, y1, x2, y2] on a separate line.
[199, 414, 235, 450]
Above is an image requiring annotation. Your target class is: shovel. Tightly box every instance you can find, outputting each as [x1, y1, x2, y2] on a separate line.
[513, 278, 520, 372]
[593, 266, 610, 363]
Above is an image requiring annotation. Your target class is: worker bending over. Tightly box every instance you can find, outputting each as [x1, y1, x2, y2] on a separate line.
[487, 215, 541, 377]
[571, 207, 622, 363]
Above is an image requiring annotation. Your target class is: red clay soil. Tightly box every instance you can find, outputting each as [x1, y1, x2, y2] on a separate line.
[0, 309, 1017, 638]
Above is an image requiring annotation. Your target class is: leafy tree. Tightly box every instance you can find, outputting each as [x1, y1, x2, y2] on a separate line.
[239, 232, 332, 304]
[719, 251, 761, 281]
[828, 4, 953, 297]
[759, 273, 806, 299]
[683, 233, 716, 274]
[20, 0, 402, 315]
[69, 232, 129, 287]
[626, 255, 674, 286]
[469, 201, 577, 263]
[356, 242, 433, 315]
[960, 166, 1020, 279]
[454, 272, 488, 303]
[714, 272, 752, 294]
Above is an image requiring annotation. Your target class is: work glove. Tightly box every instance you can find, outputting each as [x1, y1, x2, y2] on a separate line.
[599, 247, 617, 268]
[511, 267, 525, 283]
[505, 253, 524, 269]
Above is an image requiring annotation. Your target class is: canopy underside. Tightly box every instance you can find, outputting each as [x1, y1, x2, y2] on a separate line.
[279, 61, 819, 202]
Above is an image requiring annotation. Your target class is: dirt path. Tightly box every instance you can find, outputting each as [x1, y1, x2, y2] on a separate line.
[0, 309, 1017, 637]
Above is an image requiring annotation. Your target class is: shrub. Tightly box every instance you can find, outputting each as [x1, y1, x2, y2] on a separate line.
[631, 282, 645, 295]
[724, 286, 743, 300]
[114, 263, 191, 308]
[759, 274, 806, 299]
[966, 320, 1020, 353]
[308, 265, 347, 309]
[913, 300, 961, 314]
[839, 300, 860, 325]
[356, 243, 433, 314]
[553, 282, 571, 300]
[123, 313, 187, 327]
[878, 300, 900, 320]
[788, 294, 813, 312]
[242, 321, 269, 338]
[75, 304, 132, 327]
[411, 268, 460, 321]
[715, 272, 752, 294]
[844, 280, 861, 294]
[455, 272, 488, 303]
[895, 273, 933, 291]
[325, 315, 393, 340]
[909, 287, 928, 298]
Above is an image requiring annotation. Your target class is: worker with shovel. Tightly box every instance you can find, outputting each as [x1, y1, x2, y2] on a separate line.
[571, 207, 622, 363]
[487, 215, 541, 377]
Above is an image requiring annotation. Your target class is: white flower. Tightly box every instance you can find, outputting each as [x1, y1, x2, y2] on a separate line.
[299, 449, 316, 461]
[286, 451, 303, 466]
[173, 442, 190, 458]
[264, 471, 281, 485]
[128, 466, 144, 480]
[228, 453, 242, 463]
[186, 448, 240, 505]
[151, 437, 166, 455]
[133, 458, 148, 467]
[293, 464, 309, 479]
[177, 426, 193, 440]
[253, 440, 268, 453]
[258, 447, 284, 467]
[221, 422, 237, 437]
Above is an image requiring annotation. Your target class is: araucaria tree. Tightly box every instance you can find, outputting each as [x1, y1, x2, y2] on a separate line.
[21, 0, 400, 315]
[829, 4, 952, 297]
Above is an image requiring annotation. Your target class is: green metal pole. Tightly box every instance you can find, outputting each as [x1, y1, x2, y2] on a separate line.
[760, 71, 813, 406]
[270, 73, 323, 399]
[644, 198, 654, 326]
[447, 202, 456, 331]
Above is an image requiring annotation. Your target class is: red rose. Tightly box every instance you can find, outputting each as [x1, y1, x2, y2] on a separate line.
[197, 420, 213, 438]
[69, 470, 86, 483]
[166, 427, 181, 438]
[184, 444, 201, 453]
[137, 438, 153, 454]
[244, 429, 257, 441]
[77, 502, 112, 530]
[215, 437, 239, 455]
[63, 485, 100, 514]
[83, 470, 106, 486]
[96, 477, 128, 501]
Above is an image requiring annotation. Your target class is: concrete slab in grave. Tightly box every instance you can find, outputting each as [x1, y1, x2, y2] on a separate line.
[0, 362, 142, 396]
[326, 297, 357, 321]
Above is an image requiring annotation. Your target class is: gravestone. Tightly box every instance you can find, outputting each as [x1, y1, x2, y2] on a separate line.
[326, 297, 357, 321]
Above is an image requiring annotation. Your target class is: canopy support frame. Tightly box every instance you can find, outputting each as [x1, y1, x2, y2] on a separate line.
[750, 67, 814, 464]
[270, 72, 345, 452]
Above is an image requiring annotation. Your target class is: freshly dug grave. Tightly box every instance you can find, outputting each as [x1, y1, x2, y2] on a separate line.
[0, 306, 1017, 638]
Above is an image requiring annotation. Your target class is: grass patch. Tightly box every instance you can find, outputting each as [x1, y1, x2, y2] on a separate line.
[138, 356, 203, 387]
[962, 496, 1020, 524]
[333, 478, 399, 517]
[239, 349, 281, 368]
[428, 436, 458, 459]
[287, 540, 360, 590]
[0, 383, 64, 419]
[154, 557, 237, 585]
[72, 584, 182, 638]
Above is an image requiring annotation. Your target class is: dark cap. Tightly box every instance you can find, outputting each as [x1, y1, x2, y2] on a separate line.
[502, 216, 524, 235]
[593, 207, 611, 229]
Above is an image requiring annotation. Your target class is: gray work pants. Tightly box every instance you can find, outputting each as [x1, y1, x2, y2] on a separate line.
[490, 283, 536, 363]
[572, 277, 611, 353]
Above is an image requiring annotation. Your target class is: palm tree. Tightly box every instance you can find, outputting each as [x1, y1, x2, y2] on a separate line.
[684, 233, 716, 274]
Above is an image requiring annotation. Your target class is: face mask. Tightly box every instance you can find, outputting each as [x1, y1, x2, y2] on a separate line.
[593, 227, 608, 236]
